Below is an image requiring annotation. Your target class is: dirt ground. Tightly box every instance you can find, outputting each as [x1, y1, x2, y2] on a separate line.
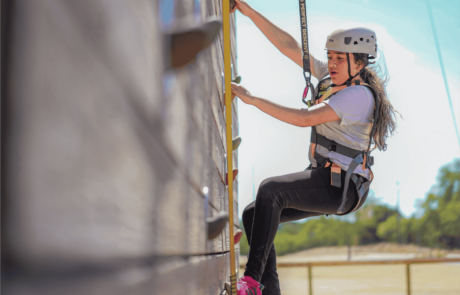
[239, 243, 460, 295]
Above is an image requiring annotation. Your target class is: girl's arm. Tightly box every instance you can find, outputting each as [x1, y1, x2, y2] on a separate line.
[231, 83, 339, 127]
[233, 0, 318, 78]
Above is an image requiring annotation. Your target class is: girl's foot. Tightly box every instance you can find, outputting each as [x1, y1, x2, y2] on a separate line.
[236, 276, 264, 295]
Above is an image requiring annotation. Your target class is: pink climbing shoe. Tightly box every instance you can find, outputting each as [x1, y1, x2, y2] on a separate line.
[236, 276, 264, 295]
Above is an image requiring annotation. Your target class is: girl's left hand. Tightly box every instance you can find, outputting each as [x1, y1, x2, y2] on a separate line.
[231, 82, 255, 105]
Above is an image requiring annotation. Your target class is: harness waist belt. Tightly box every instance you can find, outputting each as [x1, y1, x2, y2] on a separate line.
[315, 133, 362, 159]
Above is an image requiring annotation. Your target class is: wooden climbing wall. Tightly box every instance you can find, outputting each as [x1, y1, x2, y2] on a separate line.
[1, 0, 239, 294]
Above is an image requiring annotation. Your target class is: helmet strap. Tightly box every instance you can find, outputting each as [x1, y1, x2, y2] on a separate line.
[347, 53, 352, 80]
[336, 53, 362, 86]
[331, 53, 365, 87]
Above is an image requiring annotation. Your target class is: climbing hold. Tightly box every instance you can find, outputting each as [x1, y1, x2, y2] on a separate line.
[232, 75, 242, 84]
[207, 211, 229, 240]
[230, 0, 237, 11]
[224, 282, 232, 295]
[225, 168, 238, 185]
[234, 229, 243, 244]
[165, 18, 221, 69]
[232, 136, 242, 151]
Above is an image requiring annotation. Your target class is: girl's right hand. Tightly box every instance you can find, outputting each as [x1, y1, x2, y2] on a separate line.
[231, 0, 254, 17]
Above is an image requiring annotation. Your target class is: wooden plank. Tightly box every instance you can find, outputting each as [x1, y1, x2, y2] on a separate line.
[3, 0, 187, 267]
[201, 0, 215, 17]
[152, 254, 231, 295]
[213, 33, 225, 107]
[220, 190, 240, 252]
[161, 69, 228, 255]
[234, 197, 240, 227]
[195, 50, 227, 166]
[230, 13, 238, 71]
[233, 177, 239, 206]
[4, 0, 240, 290]
[3, 0, 235, 268]
[198, 42, 227, 153]
[3, 253, 232, 295]
[0, 1, 13, 270]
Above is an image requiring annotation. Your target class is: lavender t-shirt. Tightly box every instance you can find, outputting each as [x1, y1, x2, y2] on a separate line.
[308, 57, 375, 179]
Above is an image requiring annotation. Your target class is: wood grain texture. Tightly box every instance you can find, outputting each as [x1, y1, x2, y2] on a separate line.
[4, 0, 170, 268]
[3, 253, 232, 295]
[0, 0, 13, 268]
[3, 0, 240, 292]
[220, 193, 240, 252]
[3, 0, 236, 263]
[163, 67, 226, 193]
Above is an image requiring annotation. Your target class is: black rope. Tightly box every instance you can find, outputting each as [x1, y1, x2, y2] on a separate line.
[298, 0, 315, 106]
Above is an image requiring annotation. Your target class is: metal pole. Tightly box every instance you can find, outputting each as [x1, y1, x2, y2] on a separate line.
[396, 181, 401, 244]
[308, 265, 313, 295]
[406, 263, 411, 295]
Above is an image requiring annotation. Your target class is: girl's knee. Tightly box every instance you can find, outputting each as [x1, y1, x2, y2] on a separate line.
[258, 178, 277, 199]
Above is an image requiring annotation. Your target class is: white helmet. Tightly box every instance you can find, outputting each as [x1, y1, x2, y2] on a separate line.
[325, 27, 377, 58]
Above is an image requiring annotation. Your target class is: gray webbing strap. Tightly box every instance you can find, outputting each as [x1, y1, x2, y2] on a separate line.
[337, 153, 364, 215]
[350, 173, 372, 212]
[298, 0, 315, 106]
[316, 133, 362, 158]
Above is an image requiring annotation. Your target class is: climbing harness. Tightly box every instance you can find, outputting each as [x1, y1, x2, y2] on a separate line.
[309, 78, 380, 214]
[297, 2, 381, 214]
[317, 27, 380, 214]
[297, 0, 315, 106]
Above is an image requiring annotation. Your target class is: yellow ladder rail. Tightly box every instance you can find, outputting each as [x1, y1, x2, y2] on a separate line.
[223, 0, 236, 293]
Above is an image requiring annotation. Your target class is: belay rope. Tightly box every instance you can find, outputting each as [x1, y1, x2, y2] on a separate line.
[298, 0, 316, 106]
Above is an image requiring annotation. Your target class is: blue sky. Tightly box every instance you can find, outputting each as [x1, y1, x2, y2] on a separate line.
[235, 0, 460, 218]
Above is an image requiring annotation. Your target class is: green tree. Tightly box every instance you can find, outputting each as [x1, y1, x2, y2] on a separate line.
[418, 158, 460, 249]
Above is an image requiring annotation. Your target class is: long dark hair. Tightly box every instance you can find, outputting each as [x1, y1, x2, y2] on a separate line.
[353, 53, 400, 151]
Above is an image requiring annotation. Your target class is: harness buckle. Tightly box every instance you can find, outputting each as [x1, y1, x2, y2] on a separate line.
[328, 143, 337, 152]
[368, 156, 374, 166]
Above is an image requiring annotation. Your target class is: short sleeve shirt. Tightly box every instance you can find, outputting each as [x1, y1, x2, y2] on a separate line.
[308, 56, 375, 179]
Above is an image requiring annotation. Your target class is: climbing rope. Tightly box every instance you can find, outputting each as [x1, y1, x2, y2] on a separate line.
[426, 0, 460, 149]
[223, 0, 237, 294]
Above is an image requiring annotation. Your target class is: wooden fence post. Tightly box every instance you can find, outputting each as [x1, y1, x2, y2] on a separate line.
[308, 264, 313, 295]
[406, 262, 411, 295]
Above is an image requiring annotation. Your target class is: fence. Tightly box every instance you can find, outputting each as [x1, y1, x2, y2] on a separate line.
[242, 258, 460, 295]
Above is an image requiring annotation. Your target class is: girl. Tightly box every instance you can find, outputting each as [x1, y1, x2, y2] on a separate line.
[230, 1, 399, 294]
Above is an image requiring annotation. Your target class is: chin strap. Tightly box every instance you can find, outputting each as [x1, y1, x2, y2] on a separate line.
[333, 53, 363, 87]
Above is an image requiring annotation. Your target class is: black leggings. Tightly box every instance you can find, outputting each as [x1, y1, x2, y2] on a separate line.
[242, 166, 358, 295]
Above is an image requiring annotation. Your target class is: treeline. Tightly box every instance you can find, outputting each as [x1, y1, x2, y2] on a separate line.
[240, 158, 460, 256]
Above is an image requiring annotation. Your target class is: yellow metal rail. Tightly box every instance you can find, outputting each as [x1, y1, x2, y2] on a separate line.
[223, 0, 236, 294]
[241, 258, 460, 295]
